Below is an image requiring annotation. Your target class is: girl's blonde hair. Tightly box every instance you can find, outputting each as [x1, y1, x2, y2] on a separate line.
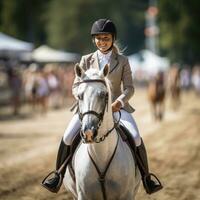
[113, 42, 126, 55]
[92, 36, 125, 55]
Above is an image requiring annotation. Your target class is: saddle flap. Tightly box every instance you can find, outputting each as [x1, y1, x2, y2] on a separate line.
[115, 125, 137, 162]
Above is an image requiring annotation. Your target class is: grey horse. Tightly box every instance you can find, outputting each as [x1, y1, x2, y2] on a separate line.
[63, 64, 141, 200]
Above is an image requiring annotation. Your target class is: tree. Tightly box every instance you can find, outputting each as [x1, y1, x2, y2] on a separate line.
[158, 0, 200, 65]
[0, 0, 148, 55]
[0, 0, 51, 44]
[46, 0, 148, 54]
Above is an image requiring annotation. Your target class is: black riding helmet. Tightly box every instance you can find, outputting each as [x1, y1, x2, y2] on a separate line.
[91, 19, 117, 40]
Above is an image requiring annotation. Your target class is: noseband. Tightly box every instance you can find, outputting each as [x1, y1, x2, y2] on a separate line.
[79, 110, 105, 122]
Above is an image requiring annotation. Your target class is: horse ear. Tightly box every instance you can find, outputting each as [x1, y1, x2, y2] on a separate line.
[75, 63, 84, 77]
[100, 64, 109, 77]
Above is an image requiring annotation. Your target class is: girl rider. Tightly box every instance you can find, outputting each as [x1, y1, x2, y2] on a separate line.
[42, 18, 163, 195]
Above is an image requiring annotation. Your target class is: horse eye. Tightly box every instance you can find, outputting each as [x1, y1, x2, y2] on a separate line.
[98, 91, 107, 98]
[78, 93, 83, 100]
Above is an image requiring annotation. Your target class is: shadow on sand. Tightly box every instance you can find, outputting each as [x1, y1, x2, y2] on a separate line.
[0, 107, 35, 122]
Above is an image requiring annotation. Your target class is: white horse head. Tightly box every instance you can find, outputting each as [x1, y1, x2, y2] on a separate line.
[75, 64, 113, 143]
[63, 64, 141, 200]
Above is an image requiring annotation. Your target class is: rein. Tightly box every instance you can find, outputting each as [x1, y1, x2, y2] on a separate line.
[93, 111, 121, 143]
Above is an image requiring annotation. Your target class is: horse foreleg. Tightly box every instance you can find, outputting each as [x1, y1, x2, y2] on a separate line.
[158, 102, 164, 121]
[153, 103, 161, 121]
[150, 103, 157, 121]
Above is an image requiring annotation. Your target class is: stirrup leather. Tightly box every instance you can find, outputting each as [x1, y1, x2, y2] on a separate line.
[41, 170, 62, 193]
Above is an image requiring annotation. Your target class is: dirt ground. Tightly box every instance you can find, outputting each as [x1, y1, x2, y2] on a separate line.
[0, 88, 200, 200]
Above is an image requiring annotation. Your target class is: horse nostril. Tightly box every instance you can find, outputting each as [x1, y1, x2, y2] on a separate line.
[91, 126, 98, 138]
[84, 130, 93, 142]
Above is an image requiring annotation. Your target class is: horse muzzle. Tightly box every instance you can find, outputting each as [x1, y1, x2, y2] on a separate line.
[81, 127, 98, 143]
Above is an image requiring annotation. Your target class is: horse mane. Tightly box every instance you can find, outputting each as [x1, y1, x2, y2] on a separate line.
[104, 77, 112, 109]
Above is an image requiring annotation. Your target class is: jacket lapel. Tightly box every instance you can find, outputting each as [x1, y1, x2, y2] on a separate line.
[89, 50, 119, 73]
[89, 51, 99, 70]
[109, 51, 119, 74]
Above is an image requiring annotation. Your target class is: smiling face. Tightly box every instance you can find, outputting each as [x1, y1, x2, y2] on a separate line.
[94, 33, 113, 54]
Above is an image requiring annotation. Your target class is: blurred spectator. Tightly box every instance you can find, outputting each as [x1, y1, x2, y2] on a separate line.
[180, 67, 191, 91]
[191, 65, 200, 96]
[7, 67, 22, 115]
[23, 64, 38, 110]
[35, 69, 49, 114]
[45, 65, 62, 109]
[168, 64, 181, 110]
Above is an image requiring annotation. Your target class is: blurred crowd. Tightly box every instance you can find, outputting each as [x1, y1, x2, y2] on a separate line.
[146, 63, 200, 121]
[0, 62, 200, 116]
[168, 64, 200, 95]
[0, 63, 75, 115]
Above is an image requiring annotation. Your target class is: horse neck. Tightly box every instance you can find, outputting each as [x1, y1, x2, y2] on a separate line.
[88, 102, 118, 171]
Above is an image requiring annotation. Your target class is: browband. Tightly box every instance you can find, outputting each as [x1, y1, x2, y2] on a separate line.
[74, 79, 107, 87]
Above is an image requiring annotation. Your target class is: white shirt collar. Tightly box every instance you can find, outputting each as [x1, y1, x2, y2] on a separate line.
[97, 50, 112, 69]
[97, 50, 112, 60]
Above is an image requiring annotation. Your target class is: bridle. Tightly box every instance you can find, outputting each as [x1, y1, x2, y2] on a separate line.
[75, 79, 108, 121]
[75, 79, 118, 143]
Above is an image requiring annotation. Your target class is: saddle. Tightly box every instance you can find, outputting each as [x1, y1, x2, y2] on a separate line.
[116, 125, 137, 160]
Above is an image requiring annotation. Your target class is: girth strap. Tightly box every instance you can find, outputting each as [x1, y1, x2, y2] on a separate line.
[87, 135, 119, 200]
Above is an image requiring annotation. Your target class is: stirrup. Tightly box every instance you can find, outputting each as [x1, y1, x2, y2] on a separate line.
[41, 170, 62, 193]
[143, 173, 163, 194]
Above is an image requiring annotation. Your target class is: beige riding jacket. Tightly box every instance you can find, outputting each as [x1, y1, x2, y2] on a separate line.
[72, 50, 135, 113]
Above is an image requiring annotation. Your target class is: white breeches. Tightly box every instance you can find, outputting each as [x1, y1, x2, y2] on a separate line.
[113, 109, 141, 146]
[63, 109, 141, 146]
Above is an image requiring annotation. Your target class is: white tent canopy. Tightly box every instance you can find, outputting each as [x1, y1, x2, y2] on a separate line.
[128, 49, 170, 80]
[31, 45, 80, 63]
[0, 32, 33, 52]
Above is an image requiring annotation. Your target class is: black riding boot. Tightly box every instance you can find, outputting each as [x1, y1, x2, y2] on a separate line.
[41, 138, 70, 193]
[136, 139, 163, 194]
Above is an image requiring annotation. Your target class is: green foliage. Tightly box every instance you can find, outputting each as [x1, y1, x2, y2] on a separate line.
[158, 0, 200, 64]
[0, 0, 148, 55]
[1, 0, 199, 64]
[45, 0, 148, 54]
[0, 0, 18, 35]
[0, 0, 51, 44]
